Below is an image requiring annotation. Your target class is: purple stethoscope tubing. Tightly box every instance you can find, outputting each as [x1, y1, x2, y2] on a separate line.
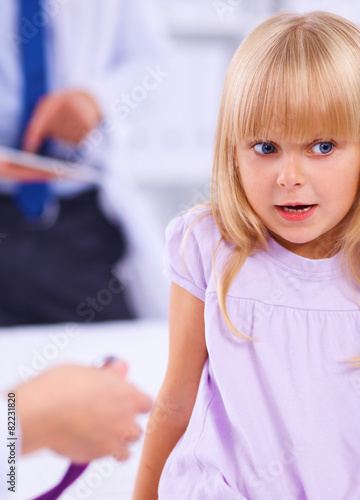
[32, 356, 118, 500]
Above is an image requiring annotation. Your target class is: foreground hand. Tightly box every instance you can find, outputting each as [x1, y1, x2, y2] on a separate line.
[16, 362, 152, 463]
[22, 90, 102, 153]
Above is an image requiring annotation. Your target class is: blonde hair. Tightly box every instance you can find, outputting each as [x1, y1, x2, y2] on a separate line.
[206, 11, 360, 365]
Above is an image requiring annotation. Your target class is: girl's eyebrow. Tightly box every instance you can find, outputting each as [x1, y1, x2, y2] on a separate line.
[247, 138, 271, 144]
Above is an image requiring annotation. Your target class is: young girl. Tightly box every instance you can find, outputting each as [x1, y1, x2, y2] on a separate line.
[133, 11, 360, 499]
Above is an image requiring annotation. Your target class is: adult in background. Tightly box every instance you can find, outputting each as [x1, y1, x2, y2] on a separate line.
[0, 0, 167, 325]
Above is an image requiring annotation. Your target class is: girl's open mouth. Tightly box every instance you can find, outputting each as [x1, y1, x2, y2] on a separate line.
[282, 205, 313, 213]
[276, 204, 317, 221]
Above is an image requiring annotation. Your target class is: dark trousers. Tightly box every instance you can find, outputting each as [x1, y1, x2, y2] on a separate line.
[0, 189, 135, 326]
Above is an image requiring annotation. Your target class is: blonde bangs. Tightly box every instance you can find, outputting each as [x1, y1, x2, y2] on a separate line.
[227, 12, 360, 145]
[210, 12, 360, 352]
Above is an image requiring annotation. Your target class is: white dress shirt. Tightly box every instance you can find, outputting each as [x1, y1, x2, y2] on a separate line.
[0, 0, 160, 155]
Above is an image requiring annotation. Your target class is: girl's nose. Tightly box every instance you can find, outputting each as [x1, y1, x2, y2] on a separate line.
[276, 155, 305, 189]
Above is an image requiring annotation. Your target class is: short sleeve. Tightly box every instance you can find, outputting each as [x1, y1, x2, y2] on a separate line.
[163, 209, 216, 302]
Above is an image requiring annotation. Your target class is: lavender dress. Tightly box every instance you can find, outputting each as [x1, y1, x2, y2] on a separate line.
[159, 208, 360, 499]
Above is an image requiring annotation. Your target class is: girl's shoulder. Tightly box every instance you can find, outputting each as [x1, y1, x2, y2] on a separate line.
[166, 204, 221, 245]
[163, 205, 222, 301]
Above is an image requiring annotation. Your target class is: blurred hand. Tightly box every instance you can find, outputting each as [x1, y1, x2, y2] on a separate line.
[16, 362, 152, 463]
[0, 159, 58, 181]
[22, 90, 102, 153]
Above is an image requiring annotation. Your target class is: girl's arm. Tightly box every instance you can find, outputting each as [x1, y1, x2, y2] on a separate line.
[132, 283, 208, 500]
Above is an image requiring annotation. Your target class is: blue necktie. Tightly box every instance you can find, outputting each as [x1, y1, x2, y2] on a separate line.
[16, 0, 50, 219]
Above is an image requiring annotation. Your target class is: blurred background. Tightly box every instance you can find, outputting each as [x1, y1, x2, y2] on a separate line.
[2, 1, 360, 499]
[1, 0, 358, 324]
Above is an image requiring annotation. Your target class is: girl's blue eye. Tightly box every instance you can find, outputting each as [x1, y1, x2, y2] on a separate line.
[253, 143, 276, 155]
[311, 142, 334, 154]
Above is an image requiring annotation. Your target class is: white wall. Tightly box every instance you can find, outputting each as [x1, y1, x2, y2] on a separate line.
[124, 0, 278, 227]
[285, 0, 360, 23]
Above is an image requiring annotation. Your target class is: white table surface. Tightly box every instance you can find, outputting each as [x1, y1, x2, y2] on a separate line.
[0, 319, 169, 500]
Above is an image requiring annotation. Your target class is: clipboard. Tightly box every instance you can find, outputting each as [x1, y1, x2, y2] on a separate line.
[0, 146, 103, 184]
